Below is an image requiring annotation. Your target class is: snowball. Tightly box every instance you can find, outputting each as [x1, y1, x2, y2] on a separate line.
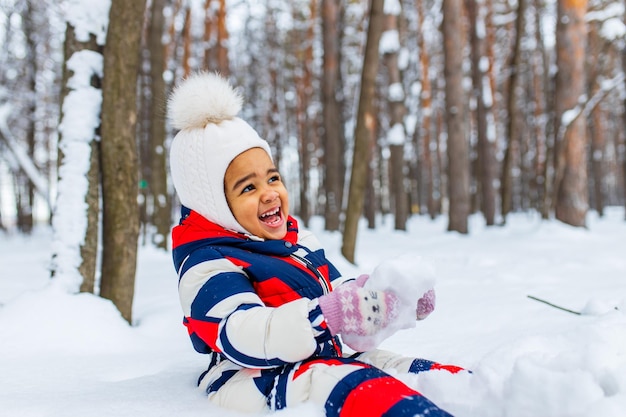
[341, 254, 437, 351]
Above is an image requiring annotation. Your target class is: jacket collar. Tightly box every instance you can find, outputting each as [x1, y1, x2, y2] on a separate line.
[172, 207, 300, 255]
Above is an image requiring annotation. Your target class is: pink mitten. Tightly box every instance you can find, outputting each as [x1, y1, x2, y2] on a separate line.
[318, 281, 399, 337]
[416, 288, 436, 320]
[355, 274, 369, 287]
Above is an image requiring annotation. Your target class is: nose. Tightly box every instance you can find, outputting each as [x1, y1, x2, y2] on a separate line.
[262, 188, 279, 204]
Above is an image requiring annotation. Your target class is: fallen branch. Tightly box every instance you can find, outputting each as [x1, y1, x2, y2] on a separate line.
[527, 295, 581, 315]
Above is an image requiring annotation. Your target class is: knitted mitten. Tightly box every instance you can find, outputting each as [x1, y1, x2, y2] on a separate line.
[318, 281, 399, 338]
[416, 288, 436, 320]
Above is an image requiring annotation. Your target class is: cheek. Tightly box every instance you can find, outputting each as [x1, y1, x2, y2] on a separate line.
[237, 198, 258, 217]
[280, 188, 290, 210]
[228, 196, 255, 221]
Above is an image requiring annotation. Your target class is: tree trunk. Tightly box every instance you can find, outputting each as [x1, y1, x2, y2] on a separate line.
[80, 139, 101, 293]
[215, 0, 230, 75]
[540, 0, 557, 219]
[467, 0, 496, 226]
[99, 0, 146, 324]
[416, 0, 436, 219]
[442, 0, 470, 233]
[53, 23, 102, 294]
[590, 99, 605, 216]
[501, 0, 526, 221]
[147, 0, 171, 249]
[321, 0, 345, 231]
[342, 0, 385, 263]
[294, 2, 317, 227]
[382, 9, 408, 231]
[18, 2, 39, 234]
[182, 7, 192, 77]
[553, 0, 588, 227]
[586, 24, 605, 217]
[202, 0, 230, 75]
[531, 0, 549, 215]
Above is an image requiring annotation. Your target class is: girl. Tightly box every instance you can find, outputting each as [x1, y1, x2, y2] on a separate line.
[168, 72, 462, 416]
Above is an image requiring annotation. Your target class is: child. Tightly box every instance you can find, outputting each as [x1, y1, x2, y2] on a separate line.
[168, 72, 463, 416]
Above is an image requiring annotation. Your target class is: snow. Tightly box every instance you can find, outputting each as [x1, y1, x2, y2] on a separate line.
[52, 49, 103, 292]
[384, 0, 402, 16]
[0, 112, 51, 208]
[587, 2, 625, 43]
[386, 122, 405, 146]
[387, 82, 405, 102]
[2, 208, 626, 417]
[600, 17, 626, 41]
[344, 255, 438, 352]
[379, 30, 400, 55]
[61, 0, 111, 45]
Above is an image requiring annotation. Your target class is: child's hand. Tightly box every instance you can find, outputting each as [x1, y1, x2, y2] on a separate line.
[416, 288, 436, 320]
[318, 281, 400, 338]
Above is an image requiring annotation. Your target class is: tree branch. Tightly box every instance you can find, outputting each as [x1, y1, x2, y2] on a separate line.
[0, 114, 52, 210]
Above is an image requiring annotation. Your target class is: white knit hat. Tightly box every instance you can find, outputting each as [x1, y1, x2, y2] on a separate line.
[167, 72, 272, 234]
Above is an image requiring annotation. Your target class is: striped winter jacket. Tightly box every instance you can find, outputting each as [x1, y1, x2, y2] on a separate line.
[172, 207, 349, 369]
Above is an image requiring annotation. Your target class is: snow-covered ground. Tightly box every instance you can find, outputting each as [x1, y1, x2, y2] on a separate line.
[1, 209, 625, 417]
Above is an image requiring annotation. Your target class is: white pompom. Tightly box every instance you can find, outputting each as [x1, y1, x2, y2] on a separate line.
[168, 72, 243, 130]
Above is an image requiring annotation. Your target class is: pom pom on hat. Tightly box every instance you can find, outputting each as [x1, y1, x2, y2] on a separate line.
[167, 72, 273, 235]
[168, 72, 243, 130]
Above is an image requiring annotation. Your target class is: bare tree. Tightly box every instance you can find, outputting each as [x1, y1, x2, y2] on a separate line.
[532, 0, 551, 217]
[18, 1, 37, 233]
[467, 0, 496, 225]
[500, 0, 527, 222]
[146, 0, 171, 249]
[293, 1, 318, 227]
[342, 0, 385, 263]
[415, 0, 438, 219]
[321, 0, 346, 231]
[553, 0, 588, 227]
[382, 2, 409, 231]
[53, 22, 102, 294]
[99, 0, 146, 324]
[0, 1, 56, 233]
[586, 22, 607, 217]
[442, 0, 470, 233]
[203, 0, 230, 75]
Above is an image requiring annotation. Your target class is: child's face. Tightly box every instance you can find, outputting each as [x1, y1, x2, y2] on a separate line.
[224, 148, 290, 240]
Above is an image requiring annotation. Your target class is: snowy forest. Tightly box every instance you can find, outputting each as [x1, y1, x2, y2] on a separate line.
[1, 0, 625, 322]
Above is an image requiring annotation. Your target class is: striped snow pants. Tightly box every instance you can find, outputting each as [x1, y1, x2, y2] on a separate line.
[197, 349, 462, 416]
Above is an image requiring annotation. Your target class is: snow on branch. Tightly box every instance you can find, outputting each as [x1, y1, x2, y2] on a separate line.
[0, 107, 52, 210]
[558, 72, 625, 134]
[550, 72, 625, 212]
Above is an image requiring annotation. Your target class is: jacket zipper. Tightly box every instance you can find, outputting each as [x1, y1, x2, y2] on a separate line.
[290, 253, 331, 295]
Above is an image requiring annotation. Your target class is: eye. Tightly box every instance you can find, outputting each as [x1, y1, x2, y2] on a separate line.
[269, 175, 281, 184]
[241, 184, 255, 194]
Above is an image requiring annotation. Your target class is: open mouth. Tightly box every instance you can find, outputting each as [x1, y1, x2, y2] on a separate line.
[259, 207, 283, 226]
